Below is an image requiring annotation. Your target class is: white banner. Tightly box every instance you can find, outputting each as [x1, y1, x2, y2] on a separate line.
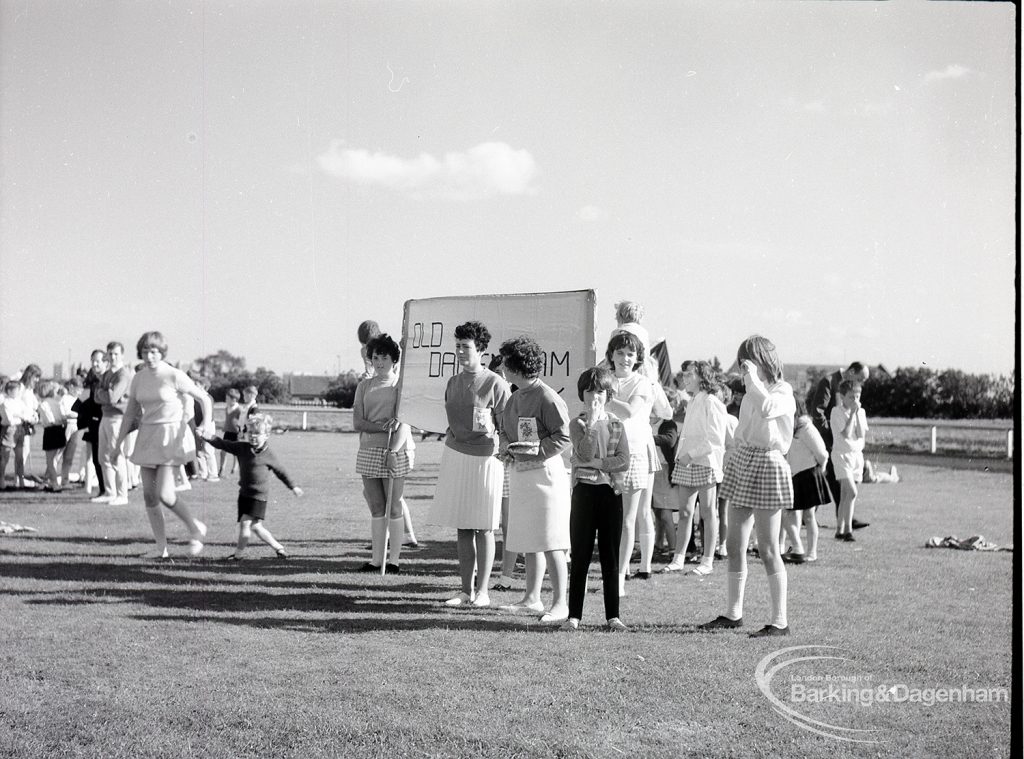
[397, 290, 597, 433]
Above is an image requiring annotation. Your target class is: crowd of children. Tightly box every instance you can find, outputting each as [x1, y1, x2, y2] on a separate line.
[2, 302, 891, 636]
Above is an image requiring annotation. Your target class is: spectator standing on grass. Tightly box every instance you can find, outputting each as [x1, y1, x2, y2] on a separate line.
[357, 318, 420, 549]
[77, 350, 108, 495]
[94, 341, 133, 505]
[781, 399, 829, 563]
[700, 335, 795, 638]
[661, 360, 728, 577]
[811, 362, 870, 530]
[238, 385, 259, 441]
[112, 331, 212, 559]
[605, 331, 659, 596]
[830, 380, 868, 543]
[36, 381, 71, 491]
[1, 379, 36, 489]
[496, 336, 572, 623]
[219, 388, 242, 475]
[60, 376, 84, 486]
[352, 333, 415, 574]
[427, 320, 510, 608]
[12, 363, 42, 488]
[564, 366, 631, 631]
[202, 412, 302, 560]
[651, 387, 685, 559]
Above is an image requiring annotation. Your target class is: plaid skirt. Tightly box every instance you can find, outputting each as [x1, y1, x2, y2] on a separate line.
[356, 446, 414, 478]
[720, 445, 794, 511]
[670, 462, 719, 488]
[620, 452, 653, 493]
[502, 460, 511, 499]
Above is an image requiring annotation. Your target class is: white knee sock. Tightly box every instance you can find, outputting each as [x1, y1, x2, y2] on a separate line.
[388, 518, 403, 564]
[371, 517, 387, 566]
[726, 570, 747, 620]
[767, 570, 788, 628]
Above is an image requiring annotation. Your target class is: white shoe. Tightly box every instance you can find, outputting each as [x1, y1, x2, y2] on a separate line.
[194, 520, 208, 538]
[175, 481, 192, 492]
[540, 609, 570, 624]
[444, 592, 474, 607]
[471, 593, 491, 608]
[562, 618, 580, 631]
[143, 547, 170, 560]
[90, 495, 112, 503]
[497, 600, 544, 614]
[188, 539, 204, 556]
[661, 559, 686, 573]
[108, 496, 129, 506]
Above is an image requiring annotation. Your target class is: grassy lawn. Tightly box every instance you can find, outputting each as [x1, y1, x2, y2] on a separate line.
[0, 432, 1013, 758]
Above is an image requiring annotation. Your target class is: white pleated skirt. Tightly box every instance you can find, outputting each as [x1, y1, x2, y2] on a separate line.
[428, 446, 503, 530]
[506, 457, 571, 553]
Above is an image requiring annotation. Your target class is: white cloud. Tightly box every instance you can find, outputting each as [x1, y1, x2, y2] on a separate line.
[576, 205, 603, 222]
[317, 140, 537, 200]
[924, 64, 971, 84]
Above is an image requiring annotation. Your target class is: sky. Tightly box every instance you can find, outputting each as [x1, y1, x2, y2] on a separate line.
[0, 0, 1017, 380]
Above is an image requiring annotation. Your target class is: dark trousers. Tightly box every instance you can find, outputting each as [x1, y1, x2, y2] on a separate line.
[88, 422, 105, 495]
[824, 457, 841, 515]
[568, 482, 622, 621]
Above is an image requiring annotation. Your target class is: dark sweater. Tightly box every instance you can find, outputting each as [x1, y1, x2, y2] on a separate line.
[205, 437, 296, 500]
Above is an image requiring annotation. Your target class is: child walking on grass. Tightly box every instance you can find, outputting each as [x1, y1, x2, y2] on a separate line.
[202, 413, 303, 560]
[565, 367, 631, 631]
[781, 399, 830, 564]
[830, 380, 868, 542]
[700, 335, 795, 637]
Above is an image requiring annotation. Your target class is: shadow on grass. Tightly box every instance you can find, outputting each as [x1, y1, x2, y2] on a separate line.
[127, 611, 570, 634]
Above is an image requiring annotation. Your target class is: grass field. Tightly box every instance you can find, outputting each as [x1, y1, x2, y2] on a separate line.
[0, 433, 1014, 758]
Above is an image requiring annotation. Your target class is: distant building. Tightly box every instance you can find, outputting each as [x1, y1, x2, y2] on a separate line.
[285, 374, 333, 405]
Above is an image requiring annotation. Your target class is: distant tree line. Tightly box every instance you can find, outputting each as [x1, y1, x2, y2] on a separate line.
[193, 350, 291, 404]
[803, 366, 1014, 420]
[190, 351, 1013, 419]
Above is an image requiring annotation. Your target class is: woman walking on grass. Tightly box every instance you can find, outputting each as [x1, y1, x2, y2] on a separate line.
[427, 321, 511, 608]
[112, 331, 212, 559]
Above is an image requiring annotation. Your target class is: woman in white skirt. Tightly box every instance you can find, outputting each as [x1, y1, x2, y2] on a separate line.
[496, 336, 572, 623]
[428, 321, 511, 608]
[113, 331, 213, 559]
[353, 333, 414, 574]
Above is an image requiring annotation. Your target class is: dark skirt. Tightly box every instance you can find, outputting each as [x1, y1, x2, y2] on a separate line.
[791, 466, 832, 510]
[238, 495, 268, 522]
[42, 425, 67, 452]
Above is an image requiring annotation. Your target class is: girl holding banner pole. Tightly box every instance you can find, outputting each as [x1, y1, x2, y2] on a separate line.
[353, 334, 413, 574]
[428, 321, 511, 608]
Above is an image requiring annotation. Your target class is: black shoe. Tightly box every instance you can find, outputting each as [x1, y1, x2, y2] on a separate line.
[385, 563, 400, 574]
[634, 571, 652, 580]
[699, 615, 743, 630]
[402, 541, 421, 549]
[275, 549, 289, 559]
[357, 562, 381, 572]
[851, 519, 870, 530]
[781, 551, 806, 565]
[840, 533, 856, 542]
[749, 624, 789, 638]
[624, 572, 633, 582]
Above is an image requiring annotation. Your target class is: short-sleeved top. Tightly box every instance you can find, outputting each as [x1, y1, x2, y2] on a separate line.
[443, 367, 511, 457]
[499, 381, 570, 461]
[830, 405, 868, 455]
[611, 372, 654, 449]
[126, 363, 201, 426]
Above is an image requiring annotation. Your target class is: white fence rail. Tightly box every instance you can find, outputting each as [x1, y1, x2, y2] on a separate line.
[868, 419, 1014, 459]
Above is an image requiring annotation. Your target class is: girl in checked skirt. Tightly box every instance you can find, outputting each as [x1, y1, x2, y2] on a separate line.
[700, 336, 796, 637]
[353, 334, 415, 574]
[661, 361, 728, 576]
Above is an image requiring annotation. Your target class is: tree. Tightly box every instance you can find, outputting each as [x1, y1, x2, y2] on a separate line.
[324, 371, 361, 409]
[194, 350, 246, 378]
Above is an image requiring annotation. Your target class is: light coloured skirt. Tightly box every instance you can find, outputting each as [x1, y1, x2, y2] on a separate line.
[130, 421, 196, 468]
[428, 446, 503, 530]
[506, 457, 571, 553]
[720, 445, 793, 511]
[651, 466, 676, 511]
[356, 446, 414, 478]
